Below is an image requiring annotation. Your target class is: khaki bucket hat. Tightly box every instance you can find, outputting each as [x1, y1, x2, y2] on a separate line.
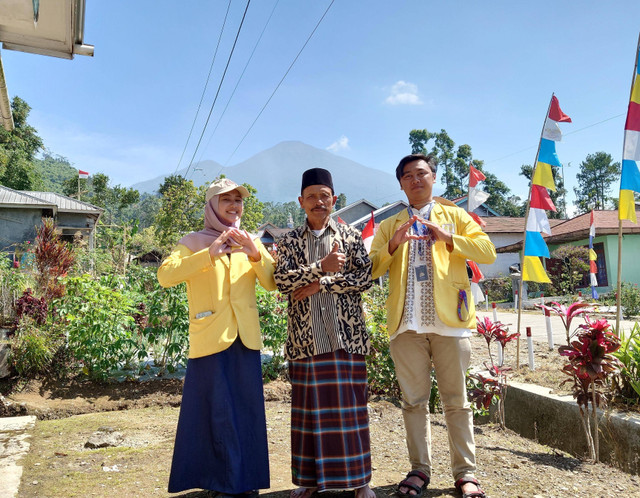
[205, 178, 250, 202]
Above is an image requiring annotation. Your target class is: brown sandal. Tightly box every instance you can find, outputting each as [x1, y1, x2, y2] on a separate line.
[454, 477, 487, 498]
[397, 470, 429, 498]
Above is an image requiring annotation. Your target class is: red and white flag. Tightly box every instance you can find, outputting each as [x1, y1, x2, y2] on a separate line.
[78, 170, 89, 179]
[362, 211, 376, 252]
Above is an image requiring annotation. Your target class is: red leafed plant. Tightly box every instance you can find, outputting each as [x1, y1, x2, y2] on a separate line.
[537, 301, 592, 344]
[34, 218, 75, 301]
[471, 317, 519, 428]
[558, 315, 621, 461]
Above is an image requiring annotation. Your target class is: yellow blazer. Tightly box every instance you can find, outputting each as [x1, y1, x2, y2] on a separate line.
[370, 198, 496, 335]
[157, 240, 276, 358]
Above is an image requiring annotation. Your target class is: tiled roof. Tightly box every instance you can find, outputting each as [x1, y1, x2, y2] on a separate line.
[19, 191, 102, 214]
[482, 216, 564, 234]
[495, 209, 640, 253]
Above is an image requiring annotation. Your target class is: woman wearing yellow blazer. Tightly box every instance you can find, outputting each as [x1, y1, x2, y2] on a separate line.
[158, 178, 276, 497]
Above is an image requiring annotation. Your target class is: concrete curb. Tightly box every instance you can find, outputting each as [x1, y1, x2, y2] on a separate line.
[497, 382, 640, 475]
[0, 415, 37, 498]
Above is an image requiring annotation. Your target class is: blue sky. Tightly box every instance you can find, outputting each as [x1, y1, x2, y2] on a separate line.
[3, 0, 640, 210]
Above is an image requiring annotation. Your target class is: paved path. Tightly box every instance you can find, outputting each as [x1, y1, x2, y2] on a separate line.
[0, 415, 37, 498]
[476, 307, 637, 363]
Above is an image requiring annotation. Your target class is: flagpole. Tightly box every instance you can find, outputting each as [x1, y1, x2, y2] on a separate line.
[516, 93, 555, 368]
[616, 32, 640, 336]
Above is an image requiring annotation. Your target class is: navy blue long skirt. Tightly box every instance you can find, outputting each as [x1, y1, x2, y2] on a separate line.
[168, 339, 270, 493]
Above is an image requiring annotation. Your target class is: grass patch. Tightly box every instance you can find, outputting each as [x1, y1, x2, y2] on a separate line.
[18, 407, 180, 497]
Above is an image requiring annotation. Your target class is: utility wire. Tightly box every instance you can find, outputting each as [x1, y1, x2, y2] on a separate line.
[220, 0, 335, 170]
[183, 0, 252, 179]
[174, 0, 232, 175]
[194, 0, 281, 169]
[485, 113, 626, 165]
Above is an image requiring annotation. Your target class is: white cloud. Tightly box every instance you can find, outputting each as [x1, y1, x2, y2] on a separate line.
[326, 135, 350, 153]
[385, 80, 423, 105]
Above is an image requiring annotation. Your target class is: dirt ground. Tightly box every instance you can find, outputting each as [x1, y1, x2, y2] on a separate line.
[2, 335, 640, 497]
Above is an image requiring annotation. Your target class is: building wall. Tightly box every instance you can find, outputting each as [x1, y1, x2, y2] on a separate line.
[0, 208, 43, 250]
[547, 234, 640, 294]
[480, 233, 523, 278]
[334, 203, 377, 224]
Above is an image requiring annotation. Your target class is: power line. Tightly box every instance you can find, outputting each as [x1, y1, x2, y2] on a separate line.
[194, 0, 281, 169]
[220, 0, 335, 170]
[485, 113, 626, 165]
[183, 0, 252, 179]
[174, 0, 232, 175]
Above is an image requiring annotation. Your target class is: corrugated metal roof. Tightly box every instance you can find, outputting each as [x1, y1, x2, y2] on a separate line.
[0, 185, 56, 208]
[21, 191, 102, 214]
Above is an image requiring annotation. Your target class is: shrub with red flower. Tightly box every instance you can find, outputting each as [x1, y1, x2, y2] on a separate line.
[558, 315, 621, 461]
[470, 317, 519, 428]
[537, 301, 592, 344]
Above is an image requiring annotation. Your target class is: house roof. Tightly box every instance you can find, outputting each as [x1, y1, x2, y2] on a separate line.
[482, 216, 564, 234]
[350, 200, 409, 227]
[19, 191, 102, 215]
[332, 198, 379, 218]
[0, 185, 57, 210]
[450, 195, 501, 216]
[495, 209, 640, 253]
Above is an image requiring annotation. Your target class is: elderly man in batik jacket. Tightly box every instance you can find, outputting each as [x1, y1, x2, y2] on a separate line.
[274, 167, 375, 498]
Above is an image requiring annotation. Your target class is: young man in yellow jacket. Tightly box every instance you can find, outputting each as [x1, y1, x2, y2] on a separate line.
[369, 154, 496, 498]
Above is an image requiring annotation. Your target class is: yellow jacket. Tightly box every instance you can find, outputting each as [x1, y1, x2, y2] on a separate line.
[370, 198, 496, 335]
[157, 241, 276, 358]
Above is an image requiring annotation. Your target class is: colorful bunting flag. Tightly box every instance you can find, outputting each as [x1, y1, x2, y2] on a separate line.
[619, 45, 640, 223]
[526, 208, 552, 234]
[589, 210, 598, 299]
[524, 231, 550, 258]
[532, 162, 556, 191]
[522, 95, 571, 284]
[522, 255, 551, 283]
[530, 184, 556, 212]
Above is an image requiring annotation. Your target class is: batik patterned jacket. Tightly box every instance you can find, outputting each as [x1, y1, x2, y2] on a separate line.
[274, 219, 373, 360]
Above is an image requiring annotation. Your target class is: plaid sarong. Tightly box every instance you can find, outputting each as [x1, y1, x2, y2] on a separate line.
[289, 349, 371, 491]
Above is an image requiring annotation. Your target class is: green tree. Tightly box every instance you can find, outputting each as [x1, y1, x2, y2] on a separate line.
[0, 96, 43, 161]
[573, 152, 621, 213]
[155, 175, 207, 249]
[409, 128, 522, 215]
[63, 172, 140, 224]
[0, 96, 44, 190]
[34, 151, 76, 193]
[262, 201, 305, 228]
[520, 163, 567, 219]
[240, 182, 264, 233]
[336, 193, 347, 210]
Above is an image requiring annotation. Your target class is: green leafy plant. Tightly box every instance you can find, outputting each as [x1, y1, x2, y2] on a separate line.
[611, 323, 640, 406]
[143, 278, 190, 374]
[363, 282, 400, 398]
[482, 275, 512, 303]
[0, 257, 30, 326]
[619, 281, 640, 318]
[55, 274, 138, 380]
[549, 245, 589, 296]
[9, 316, 63, 377]
[256, 286, 288, 381]
[559, 316, 621, 461]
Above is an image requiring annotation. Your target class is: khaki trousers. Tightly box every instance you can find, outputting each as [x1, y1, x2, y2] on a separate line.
[389, 331, 476, 481]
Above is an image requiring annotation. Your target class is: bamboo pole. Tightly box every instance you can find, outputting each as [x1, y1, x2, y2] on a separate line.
[516, 94, 554, 368]
[616, 32, 640, 336]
